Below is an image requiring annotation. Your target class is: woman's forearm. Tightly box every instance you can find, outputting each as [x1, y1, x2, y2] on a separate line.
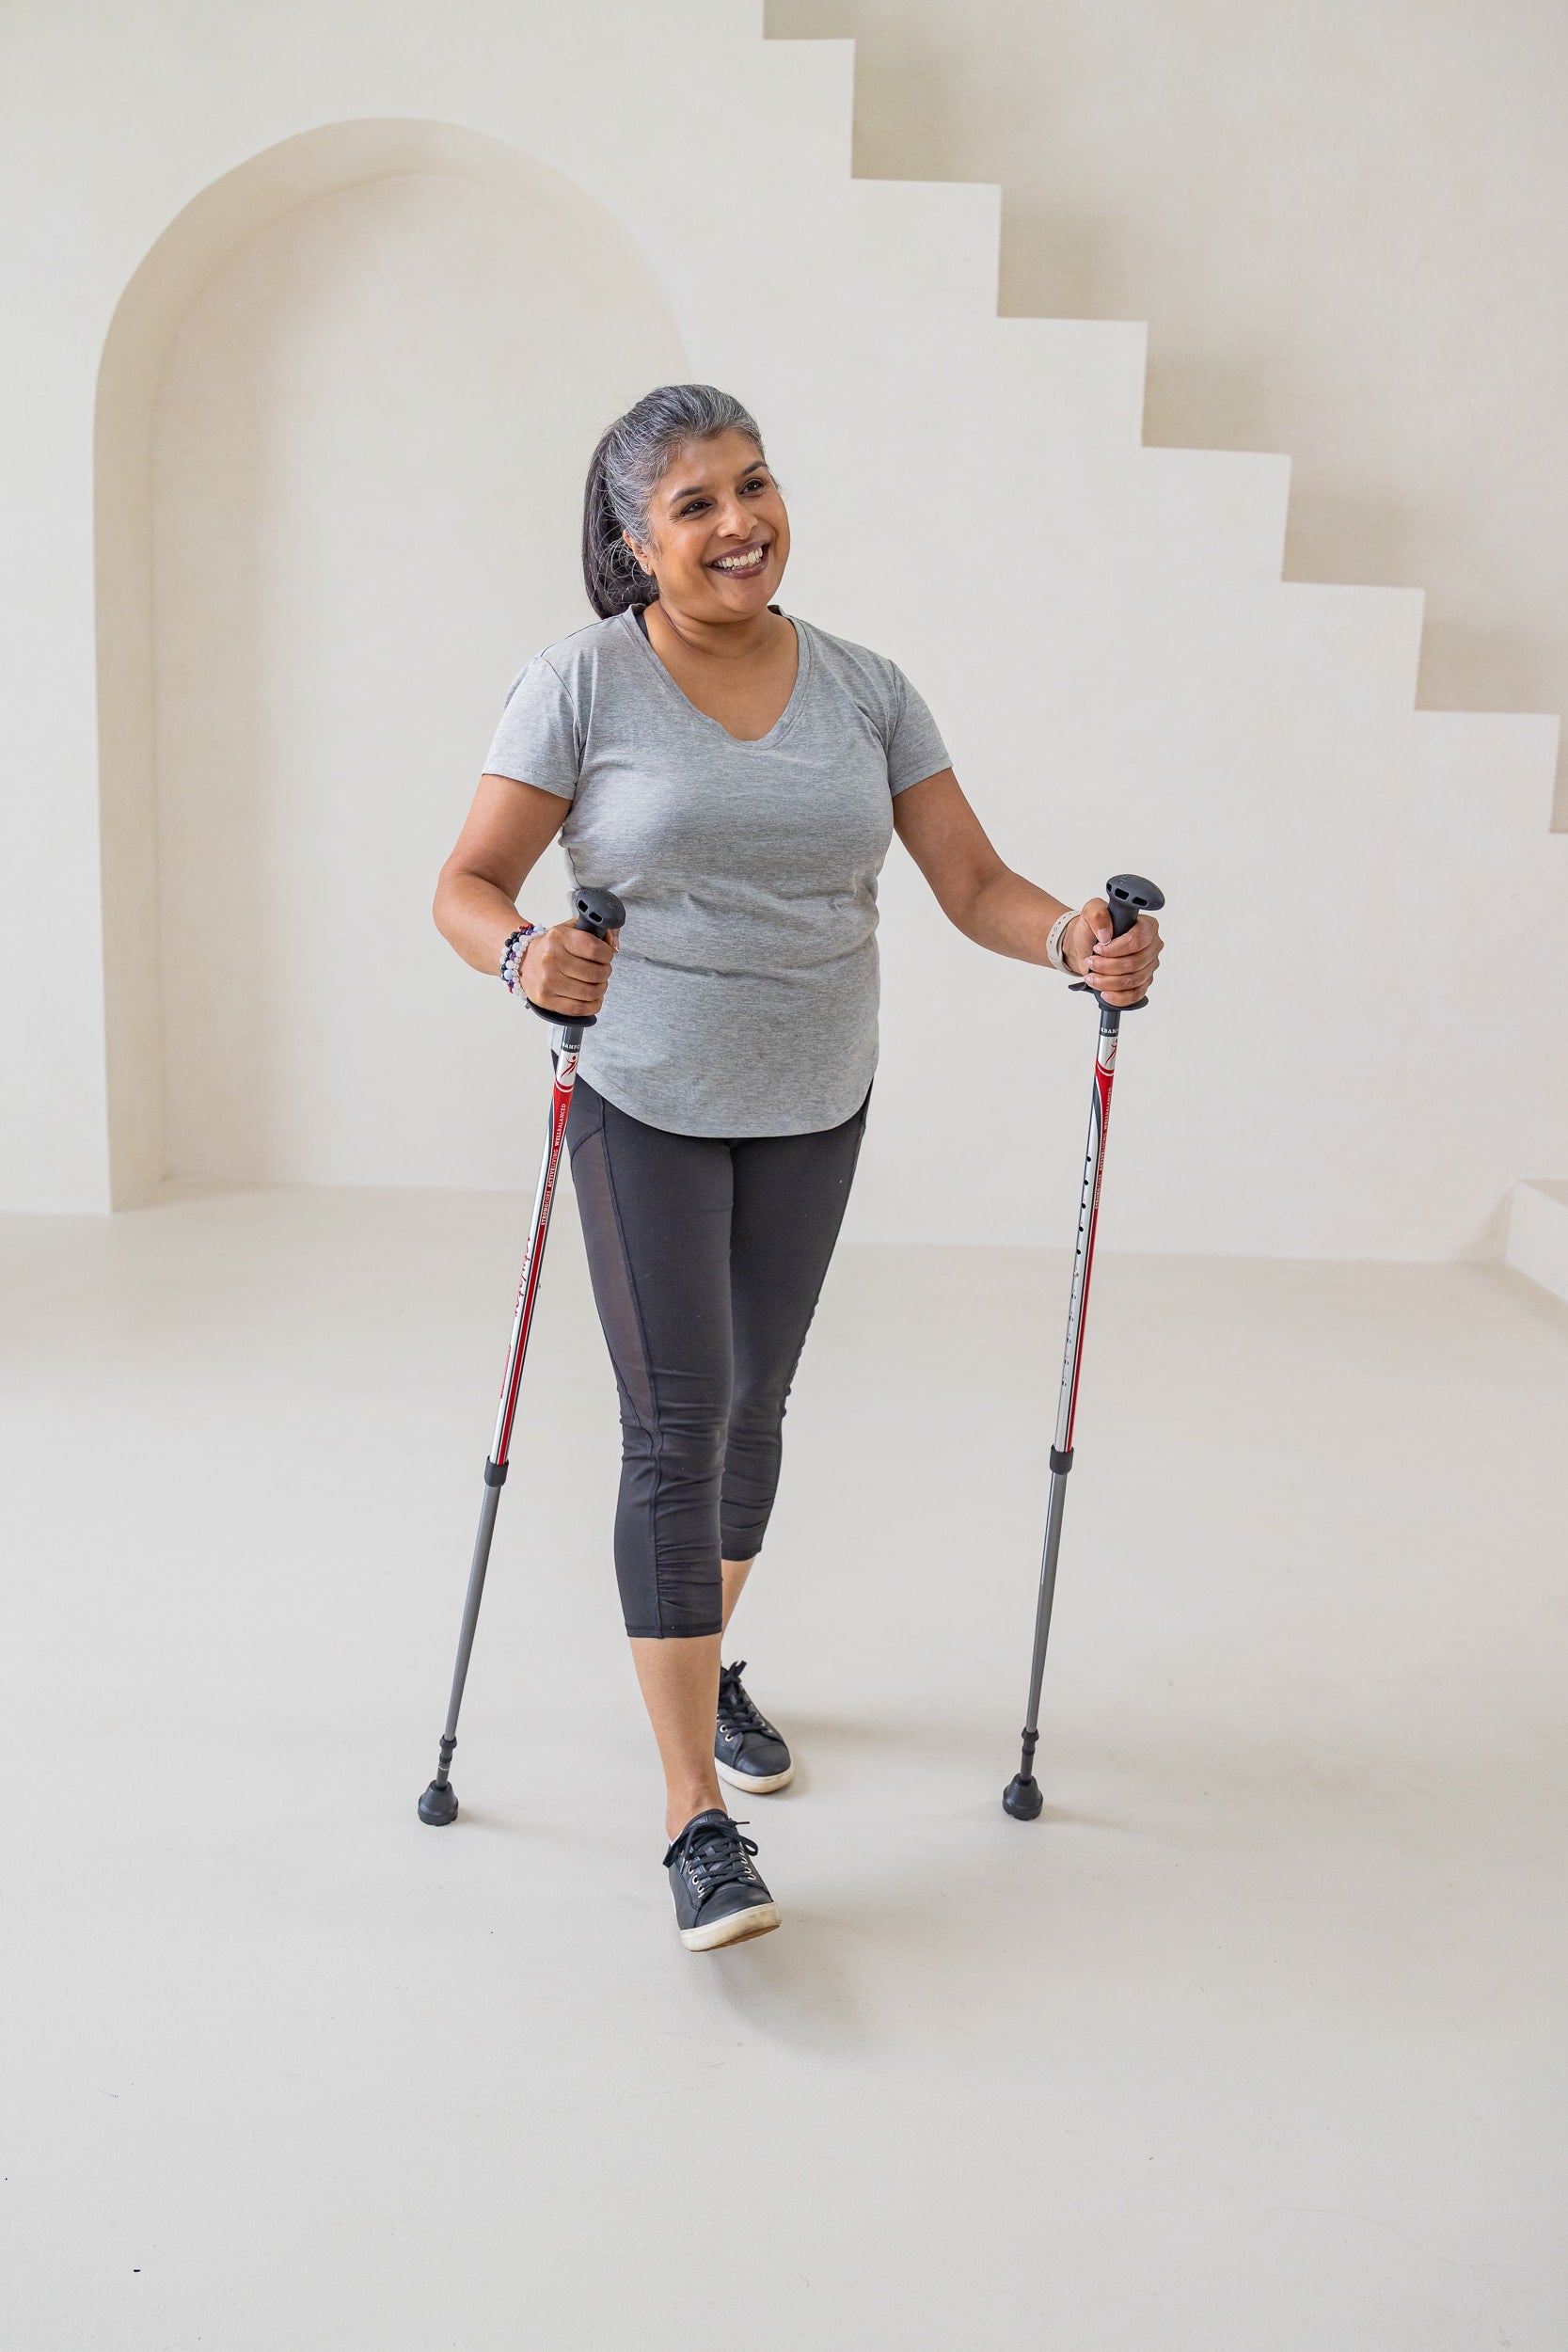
[956, 867, 1077, 969]
[434, 866, 531, 977]
[890, 771, 1084, 973]
[434, 773, 574, 977]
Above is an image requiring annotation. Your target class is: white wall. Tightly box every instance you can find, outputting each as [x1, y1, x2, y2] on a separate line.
[768, 0, 1568, 826]
[2, 0, 1563, 1255]
[153, 167, 684, 1186]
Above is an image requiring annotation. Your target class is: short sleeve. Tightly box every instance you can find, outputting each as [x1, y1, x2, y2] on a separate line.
[482, 656, 582, 800]
[884, 666, 951, 796]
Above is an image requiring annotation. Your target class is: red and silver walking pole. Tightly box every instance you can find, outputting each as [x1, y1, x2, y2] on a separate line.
[1003, 872, 1165, 1821]
[418, 884, 625, 1826]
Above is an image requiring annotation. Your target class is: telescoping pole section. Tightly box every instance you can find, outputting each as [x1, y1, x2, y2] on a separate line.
[418, 886, 625, 1827]
[1003, 873, 1164, 1822]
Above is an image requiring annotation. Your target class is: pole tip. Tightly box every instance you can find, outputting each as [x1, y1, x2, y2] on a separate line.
[1003, 1774, 1044, 1821]
[418, 1779, 459, 1826]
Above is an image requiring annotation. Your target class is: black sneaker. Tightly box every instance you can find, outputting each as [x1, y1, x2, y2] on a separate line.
[715, 1659, 794, 1795]
[663, 1809, 780, 1952]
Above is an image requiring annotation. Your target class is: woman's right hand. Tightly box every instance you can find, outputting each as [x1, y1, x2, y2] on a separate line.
[1066, 898, 1162, 1008]
[520, 920, 620, 1020]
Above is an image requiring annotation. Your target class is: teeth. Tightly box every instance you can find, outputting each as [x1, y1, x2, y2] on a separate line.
[715, 546, 766, 572]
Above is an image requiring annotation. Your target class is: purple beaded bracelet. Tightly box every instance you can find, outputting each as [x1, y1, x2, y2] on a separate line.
[499, 923, 542, 995]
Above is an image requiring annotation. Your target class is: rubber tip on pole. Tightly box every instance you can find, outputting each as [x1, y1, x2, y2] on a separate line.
[1003, 1774, 1045, 1821]
[418, 1779, 459, 1826]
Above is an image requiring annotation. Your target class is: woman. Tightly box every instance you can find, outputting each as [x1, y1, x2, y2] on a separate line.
[435, 384, 1162, 1952]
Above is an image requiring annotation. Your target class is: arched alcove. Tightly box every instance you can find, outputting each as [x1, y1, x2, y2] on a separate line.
[96, 121, 686, 1201]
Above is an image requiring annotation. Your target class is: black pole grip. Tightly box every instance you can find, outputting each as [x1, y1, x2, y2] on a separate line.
[529, 886, 626, 1025]
[571, 885, 626, 940]
[1106, 873, 1164, 938]
[1069, 872, 1164, 1014]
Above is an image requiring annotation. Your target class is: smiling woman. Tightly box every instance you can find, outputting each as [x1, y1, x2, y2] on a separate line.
[432, 380, 1164, 1953]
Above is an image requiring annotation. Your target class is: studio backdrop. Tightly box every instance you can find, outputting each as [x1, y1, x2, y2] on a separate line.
[3, 0, 1562, 1253]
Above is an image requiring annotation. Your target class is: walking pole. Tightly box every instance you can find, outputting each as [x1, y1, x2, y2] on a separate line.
[1003, 872, 1165, 1821]
[418, 884, 626, 1826]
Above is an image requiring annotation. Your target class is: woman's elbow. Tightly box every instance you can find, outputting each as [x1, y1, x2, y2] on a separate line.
[432, 859, 464, 946]
[938, 868, 998, 942]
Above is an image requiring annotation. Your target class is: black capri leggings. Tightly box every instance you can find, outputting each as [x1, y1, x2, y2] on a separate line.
[566, 1075, 868, 1639]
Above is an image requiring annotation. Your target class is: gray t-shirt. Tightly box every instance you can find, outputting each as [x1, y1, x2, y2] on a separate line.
[483, 608, 950, 1136]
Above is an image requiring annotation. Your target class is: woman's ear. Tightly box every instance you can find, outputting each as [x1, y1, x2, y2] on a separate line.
[622, 531, 654, 580]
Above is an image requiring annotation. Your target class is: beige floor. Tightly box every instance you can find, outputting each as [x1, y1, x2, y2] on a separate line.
[3, 1184, 1565, 2349]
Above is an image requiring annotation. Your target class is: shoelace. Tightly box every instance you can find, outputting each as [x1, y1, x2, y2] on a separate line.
[669, 1816, 762, 1894]
[718, 1661, 777, 1740]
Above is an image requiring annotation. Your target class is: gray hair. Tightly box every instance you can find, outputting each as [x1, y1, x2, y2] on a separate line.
[581, 383, 765, 616]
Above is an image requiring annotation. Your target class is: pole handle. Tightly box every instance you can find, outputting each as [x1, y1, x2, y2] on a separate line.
[528, 886, 626, 1027]
[1107, 873, 1162, 939]
[569, 885, 626, 942]
[1070, 871, 1164, 1013]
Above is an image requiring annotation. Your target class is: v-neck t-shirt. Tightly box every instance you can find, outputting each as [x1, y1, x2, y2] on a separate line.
[482, 605, 950, 1136]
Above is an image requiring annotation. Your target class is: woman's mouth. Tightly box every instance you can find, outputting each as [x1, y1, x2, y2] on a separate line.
[708, 543, 769, 578]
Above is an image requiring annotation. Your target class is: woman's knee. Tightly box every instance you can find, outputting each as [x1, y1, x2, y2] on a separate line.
[621, 1398, 730, 1485]
[722, 1384, 788, 1480]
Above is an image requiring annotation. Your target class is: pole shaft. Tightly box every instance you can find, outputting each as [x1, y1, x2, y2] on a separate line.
[1017, 1004, 1120, 1755]
[488, 1029, 583, 1471]
[1005, 872, 1164, 1817]
[424, 1022, 584, 1796]
[1022, 1467, 1069, 1736]
[1053, 1006, 1119, 1457]
[436, 1483, 503, 1755]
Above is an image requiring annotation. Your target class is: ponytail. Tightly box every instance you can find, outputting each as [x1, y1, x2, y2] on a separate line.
[580, 384, 766, 619]
[582, 426, 655, 617]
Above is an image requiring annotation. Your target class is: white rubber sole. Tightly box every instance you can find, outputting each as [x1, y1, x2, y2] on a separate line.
[681, 1900, 781, 1953]
[715, 1756, 795, 1795]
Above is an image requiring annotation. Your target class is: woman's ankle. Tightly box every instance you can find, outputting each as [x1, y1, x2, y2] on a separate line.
[665, 1780, 724, 1842]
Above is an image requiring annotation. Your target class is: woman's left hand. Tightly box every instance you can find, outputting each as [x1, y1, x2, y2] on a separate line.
[1065, 899, 1164, 1007]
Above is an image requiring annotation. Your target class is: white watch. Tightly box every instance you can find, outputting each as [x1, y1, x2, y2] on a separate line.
[1045, 908, 1079, 977]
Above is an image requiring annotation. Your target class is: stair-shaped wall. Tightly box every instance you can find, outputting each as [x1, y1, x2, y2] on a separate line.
[2, 0, 1561, 1250]
[1507, 1182, 1568, 1308]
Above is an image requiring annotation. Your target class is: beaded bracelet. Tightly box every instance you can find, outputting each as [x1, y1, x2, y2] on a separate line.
[499, 923, 542, 995]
